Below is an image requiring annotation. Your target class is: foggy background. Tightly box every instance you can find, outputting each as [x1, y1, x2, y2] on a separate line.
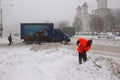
[1, 0, 120, 34]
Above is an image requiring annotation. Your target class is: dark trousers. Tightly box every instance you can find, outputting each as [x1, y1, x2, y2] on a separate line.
[78, 51, 87, 64]
[8, 40, 12, 45]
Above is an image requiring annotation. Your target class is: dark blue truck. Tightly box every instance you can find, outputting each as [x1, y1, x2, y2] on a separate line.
[20, 23, 70, 44]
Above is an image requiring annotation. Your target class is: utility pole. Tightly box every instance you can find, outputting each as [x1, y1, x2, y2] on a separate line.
[0, 0, 3, 37]
[0, 0, 13, 37]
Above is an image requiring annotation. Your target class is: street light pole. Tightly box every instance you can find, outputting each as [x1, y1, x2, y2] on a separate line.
[0, 0, 13, 37]
[0, 0, 3, 37]
[0, 7, 3, 29]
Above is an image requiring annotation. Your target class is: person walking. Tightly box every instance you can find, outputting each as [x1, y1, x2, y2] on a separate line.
[76, 38, 92, 64]
[8, 34, 13, 45]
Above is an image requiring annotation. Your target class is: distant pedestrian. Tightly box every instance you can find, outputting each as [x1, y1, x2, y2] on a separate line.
[76, 38, 92, 64]
[8, 34, 13, 45]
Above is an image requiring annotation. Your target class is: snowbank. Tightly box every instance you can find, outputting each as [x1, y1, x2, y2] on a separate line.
[0, 42, 120, 80]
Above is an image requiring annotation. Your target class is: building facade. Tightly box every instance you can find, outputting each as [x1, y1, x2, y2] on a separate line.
[75, 0, 118, 32]
[97, 0, 108, 9]
[95, 0, 112, 31]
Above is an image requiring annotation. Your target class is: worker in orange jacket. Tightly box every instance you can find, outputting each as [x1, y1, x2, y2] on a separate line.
[76, 38, 92, 64]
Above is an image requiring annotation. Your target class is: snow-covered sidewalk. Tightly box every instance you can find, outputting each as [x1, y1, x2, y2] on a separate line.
[0, 43, 120, 80]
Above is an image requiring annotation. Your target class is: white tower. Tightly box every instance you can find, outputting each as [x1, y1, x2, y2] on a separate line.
[82, 2, 88, 14]
[76, 6, 82, 18]
[97, 0, 108, 9]
[81, 2, 91, 32]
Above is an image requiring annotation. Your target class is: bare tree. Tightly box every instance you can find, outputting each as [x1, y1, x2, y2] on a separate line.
[104, 14, 116, 32]
[116, 10, 120, 28]
[73, 16, 82, 34]
[58, 21, 70, 29]
[111, 9, 120, 34]
[90, 15, 104, 33]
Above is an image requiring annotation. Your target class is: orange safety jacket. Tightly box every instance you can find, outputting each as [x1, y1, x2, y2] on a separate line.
[77, 38, 91, 54]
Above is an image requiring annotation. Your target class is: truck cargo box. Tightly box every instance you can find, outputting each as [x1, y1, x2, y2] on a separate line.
[20, 23, 54, 42]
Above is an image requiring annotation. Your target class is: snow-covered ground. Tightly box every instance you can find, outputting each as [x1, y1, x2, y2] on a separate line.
[0, 35, 120, 80]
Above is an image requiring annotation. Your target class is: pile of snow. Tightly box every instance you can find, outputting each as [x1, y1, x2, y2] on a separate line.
[0, 42, 120, 80]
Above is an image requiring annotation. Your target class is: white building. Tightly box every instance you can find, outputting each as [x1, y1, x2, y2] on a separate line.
[95, 0, 112, 31]
[95, 0, 111, 18]
[75, 0, 114, 32]
[76, 2, 91, 32]
[97, 0, 108, 9]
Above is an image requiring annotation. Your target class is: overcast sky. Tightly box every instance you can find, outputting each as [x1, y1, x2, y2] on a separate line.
[2, 0, 120, 33]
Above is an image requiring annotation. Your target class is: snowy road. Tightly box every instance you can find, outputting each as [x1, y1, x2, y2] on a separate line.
[92, 44, 120, 53]
[91, 44, 120, 57]
[91, 38, 120, 57]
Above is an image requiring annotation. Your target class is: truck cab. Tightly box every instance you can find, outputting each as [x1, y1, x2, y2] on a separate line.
[54, 29, 70, 44]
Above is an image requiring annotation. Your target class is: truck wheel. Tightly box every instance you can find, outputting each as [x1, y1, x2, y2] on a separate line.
[62, 40, 67, 45]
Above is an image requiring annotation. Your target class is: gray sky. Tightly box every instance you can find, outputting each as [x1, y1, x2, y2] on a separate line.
[2, 0, 120, 33]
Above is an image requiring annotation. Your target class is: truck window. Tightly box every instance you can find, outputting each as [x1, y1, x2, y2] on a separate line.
[55, 29, 63, 35]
